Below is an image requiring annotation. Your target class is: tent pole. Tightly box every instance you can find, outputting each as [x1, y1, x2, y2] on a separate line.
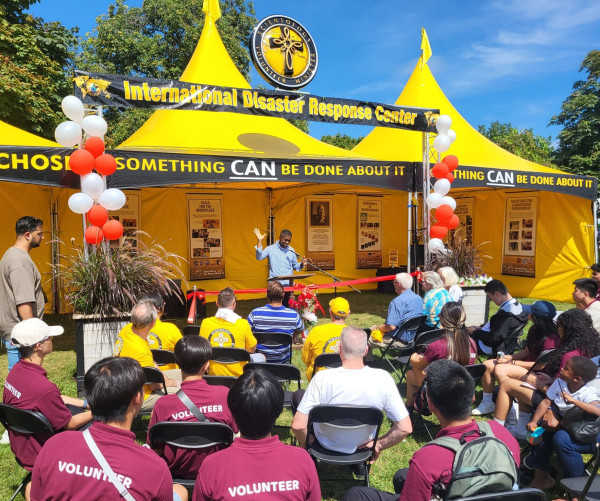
[407, 192, 412, 273]
[422, 132, 432, 270]
[50, 189, 61, 313]
[268, 188, 274, 246]
[595, 199, 599, 263]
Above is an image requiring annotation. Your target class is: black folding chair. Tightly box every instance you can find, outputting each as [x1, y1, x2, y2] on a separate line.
[377, 314, 427, 359]
[390, 328, 445, 383]
[254, 332, 293, 364]
[524, 348, 556, 377]
[151, 349, 177, 367]
[210, 347, 251, 376]
[306, 405, 383, 486]
[464, 363, 486, 386]
[244, 362, 302, 408]
[148, 421, 235, 489]
[560, 440, 600, 501]
[311, 353, 342, 380]
[203, 375, 237, 388]
[457, 487, 547, 500]
[0, 403, 55, 501]
[138, 366, 168, 417]
[182, 325, 200, 336]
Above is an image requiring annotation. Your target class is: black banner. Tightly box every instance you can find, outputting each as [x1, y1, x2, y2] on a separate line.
[73, 70, 439, 132]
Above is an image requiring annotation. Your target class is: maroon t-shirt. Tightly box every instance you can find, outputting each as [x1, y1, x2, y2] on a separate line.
[399, 420, 520, 501]
[525, 331, 561, 362]
[30, 422, 173, 501]
[148, 378, 238, 479]
[2, 360, 72, 470]
[193, 436, 321, 501]
[423, 338, 477, 365]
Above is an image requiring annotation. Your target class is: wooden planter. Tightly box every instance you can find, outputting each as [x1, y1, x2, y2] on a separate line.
[461, 286, 490, 327]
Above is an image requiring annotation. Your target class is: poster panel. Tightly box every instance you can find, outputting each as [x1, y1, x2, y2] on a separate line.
[357, 197, 382, 268]
[306, 197, 335, 270]
[451, 197, 474, 245]
[109, 190, 140, 248]
[187, 195, 225, 280]
[501, 194, 538, 277]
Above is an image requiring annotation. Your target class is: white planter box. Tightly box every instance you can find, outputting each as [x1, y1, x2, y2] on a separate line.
[462, 286, 490, 326]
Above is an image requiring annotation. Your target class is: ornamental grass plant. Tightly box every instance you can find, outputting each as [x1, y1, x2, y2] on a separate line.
[428, 230, 491, 279]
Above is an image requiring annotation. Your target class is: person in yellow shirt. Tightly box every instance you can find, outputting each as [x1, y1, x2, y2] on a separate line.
[143, 292, 183, 371]
[302, 297, 349, 381]
[200, 288, 264, 377]
[114, 300, 181, 412]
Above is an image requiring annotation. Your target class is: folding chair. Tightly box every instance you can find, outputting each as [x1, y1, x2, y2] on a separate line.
[138, 366, 168, 417]
[311, 353, 342, 380]
[464, 363, 486, 386]
[560, 440, 600, 501]
[305, 405, 383, 487]
[377, 315, 427, 359]
[148, 421, 235, 489]
[457, 487, 547, 500]
[182, 325, 200, 336]
[151, 348, 177, 367]
[388, 328, 445, 383]
[0, 403, 55, 501]
[244, 362, 302, 408]
[254, 332, 293, 364]
[210, 347, 251, 376]
[203, 375, 237, 388]
[523, 348, 556, 377]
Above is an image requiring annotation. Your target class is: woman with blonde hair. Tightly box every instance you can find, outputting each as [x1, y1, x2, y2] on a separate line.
[418, 271, 452, 333]
[405, 302, 477, 414]
[437, 266, 463, 302]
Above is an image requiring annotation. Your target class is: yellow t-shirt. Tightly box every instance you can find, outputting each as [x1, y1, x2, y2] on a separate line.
[114, 323, 154, 400]
[147, 318, 182, 371]
[302, 323, 345, 381]
[200, 316, 256, 377]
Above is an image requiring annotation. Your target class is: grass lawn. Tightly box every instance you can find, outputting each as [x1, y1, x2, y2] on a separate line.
[0, 290, 576, 500]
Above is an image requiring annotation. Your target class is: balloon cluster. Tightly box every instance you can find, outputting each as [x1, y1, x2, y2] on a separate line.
[55, 96, 126, 245]
[426, 114, 459, 253]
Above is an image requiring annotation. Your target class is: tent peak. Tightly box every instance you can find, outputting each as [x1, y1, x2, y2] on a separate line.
[203, 0, 221, 22]
[420, 28, 432, 69]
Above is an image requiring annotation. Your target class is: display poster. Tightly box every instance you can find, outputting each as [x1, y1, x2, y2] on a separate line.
[187, 196, 225, 280]
[501, 194, 538, 277]
[306, 197, 335, 270]
[357, 197, 382, 268]
[389, 249, 399, 267]
[451, 197, 474, 245]
[109, 190, 140, 248]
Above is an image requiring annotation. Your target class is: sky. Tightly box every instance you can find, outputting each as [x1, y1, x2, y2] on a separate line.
[27, 0, 600, 144]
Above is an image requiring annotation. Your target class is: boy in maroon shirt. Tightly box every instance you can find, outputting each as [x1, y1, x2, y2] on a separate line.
[148, 336, 238, 479]
[193, 368, 321, 501]
[30, 357, 188, 501]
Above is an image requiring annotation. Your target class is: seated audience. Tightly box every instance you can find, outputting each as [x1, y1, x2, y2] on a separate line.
[148, 336, 238, 479]
[591, 263, 600, 300]
[467, 279, 528, 356]
[302, 297, 349, 381]
[473, 300, 560, 416]
[437, 266, 463, 302]
[114, 300, 181, 412]
[342, 359, 520, 501]
[418, 271, 452, 333]
[200, 287, 264, 376]
[193, 368, 321, 500]
[572, 278, 600, 333]
[144, 291, 183, 370]
[247, 281, 303, 362]
[405, 302, 477, 417]
[31, 357, 188, 501]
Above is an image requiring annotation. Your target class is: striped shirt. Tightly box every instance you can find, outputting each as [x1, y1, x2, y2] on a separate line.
[255, 243, 303, 283]
[248, 305, 303, 363]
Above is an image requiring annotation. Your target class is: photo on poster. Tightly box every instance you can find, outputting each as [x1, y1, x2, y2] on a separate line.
[187, 196, 225, 280]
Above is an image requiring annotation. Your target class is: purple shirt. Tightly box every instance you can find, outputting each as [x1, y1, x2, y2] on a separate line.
[423, 337, 478, 365]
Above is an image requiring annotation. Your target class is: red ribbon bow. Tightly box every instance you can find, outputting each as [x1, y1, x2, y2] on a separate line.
[186, 290, 206, 324]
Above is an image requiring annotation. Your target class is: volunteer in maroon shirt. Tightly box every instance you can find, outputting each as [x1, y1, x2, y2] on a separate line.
[342, 359, 521, 501]
[193, 368, 321, 501]
[31, 357, 188, 501]
[148, 336, 238, 478]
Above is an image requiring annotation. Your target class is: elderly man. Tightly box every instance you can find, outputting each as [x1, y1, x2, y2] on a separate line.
[292, 326, 412, 463]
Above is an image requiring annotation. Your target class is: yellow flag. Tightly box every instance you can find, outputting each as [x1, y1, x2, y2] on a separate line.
[421, 28, 432, 68]
[202, 0, 222, 21]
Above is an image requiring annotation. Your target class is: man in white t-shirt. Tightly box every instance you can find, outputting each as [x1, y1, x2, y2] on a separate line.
[291, 326, 412, 459]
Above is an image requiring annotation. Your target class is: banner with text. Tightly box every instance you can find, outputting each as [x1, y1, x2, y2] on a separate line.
[502, 194, 538, 278]
[357, 197, 382, 268]
[187, 196, 225, 280]
[73, 70, 438, 131]
[306, 196, 335, 270]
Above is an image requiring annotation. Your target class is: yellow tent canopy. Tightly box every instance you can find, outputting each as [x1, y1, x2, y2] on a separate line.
[0, 121, 59, 147]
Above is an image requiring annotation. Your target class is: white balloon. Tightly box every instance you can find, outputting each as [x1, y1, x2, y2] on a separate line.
[426, 193, 443, 208]
[441, 196, 456, 210]
[68, 192, 94, 214]
[61, 96, 84, 123]
[81, 173, 105, 200]
[428, 238, 445, 252]
[81, 115, 108, 137]
[435, 115, 452, 134]
[54, 121, 82, 147]
[433, 178, 451, 196]
[447, 129, 457, 143]
[433, 134, 452, 154]
[99, 188, 126, 210]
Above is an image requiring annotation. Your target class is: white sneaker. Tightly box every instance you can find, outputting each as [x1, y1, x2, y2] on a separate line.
[0, 430, 9, 444]
[505, 403, 518, 429]
[472, 400, 495, 415]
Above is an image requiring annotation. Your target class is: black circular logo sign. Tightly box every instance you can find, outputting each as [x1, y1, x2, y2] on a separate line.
[250, 15, 318, 90]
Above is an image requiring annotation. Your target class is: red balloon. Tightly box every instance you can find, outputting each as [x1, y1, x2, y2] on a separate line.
[85, 226, 104, 245]
[69, 149, 95, 176]
[435, 204, 454, 224]
[430, 224, 448, 239]
[447, 214, 460, 229]
[102, 220, 124, 240]
[442, 155, 459, 172]
[431, 162, 449, 179]
[95, 154, 117, 176]
[84, 137, 105, 158]
[446, 173, 455, 183]
[87, 204, 108, 227]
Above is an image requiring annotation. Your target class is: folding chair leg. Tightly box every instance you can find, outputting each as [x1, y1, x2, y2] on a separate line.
[10, 472, 31, 501]
[413, 414, 434, 441]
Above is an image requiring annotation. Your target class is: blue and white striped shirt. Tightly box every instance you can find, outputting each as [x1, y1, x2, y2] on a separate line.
[255, 242, 303, 283]
[248, 304, 303, 363]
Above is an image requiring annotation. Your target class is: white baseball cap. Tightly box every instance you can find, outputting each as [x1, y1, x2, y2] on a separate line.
[11, 318, 64, 347]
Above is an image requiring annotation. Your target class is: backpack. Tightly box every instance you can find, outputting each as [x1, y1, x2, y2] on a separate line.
[413, 379, 431, 416]
[426, 421, 517, 500]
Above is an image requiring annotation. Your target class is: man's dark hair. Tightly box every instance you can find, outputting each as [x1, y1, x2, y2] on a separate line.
[280, 229, 292, 238]
[217, 287, 236, 308]
[141, 291, 165, 313]
[16, 216, 43, 236]
[174, 336, 212, 374]
[267, 281, 285, 303]
[567, 356, 598, 384]
[17, 345, 36, 358]
[484, 279, 508, 296]
[84, 357, 145, 423]
[591, 264, 600, 273]
[227, 368, 284, 439]
[573, 278, 598, 298]
[425, 359, 475, 421]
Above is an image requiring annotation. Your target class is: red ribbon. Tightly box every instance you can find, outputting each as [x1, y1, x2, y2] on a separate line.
[186, 290, 205, 324]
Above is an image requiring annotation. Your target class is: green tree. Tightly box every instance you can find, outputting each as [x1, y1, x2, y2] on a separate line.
[477, 121, 555, 167]
[0, 1, 77, 137]
[320, 133, 364, 151]
[550, 50, 600, 177]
